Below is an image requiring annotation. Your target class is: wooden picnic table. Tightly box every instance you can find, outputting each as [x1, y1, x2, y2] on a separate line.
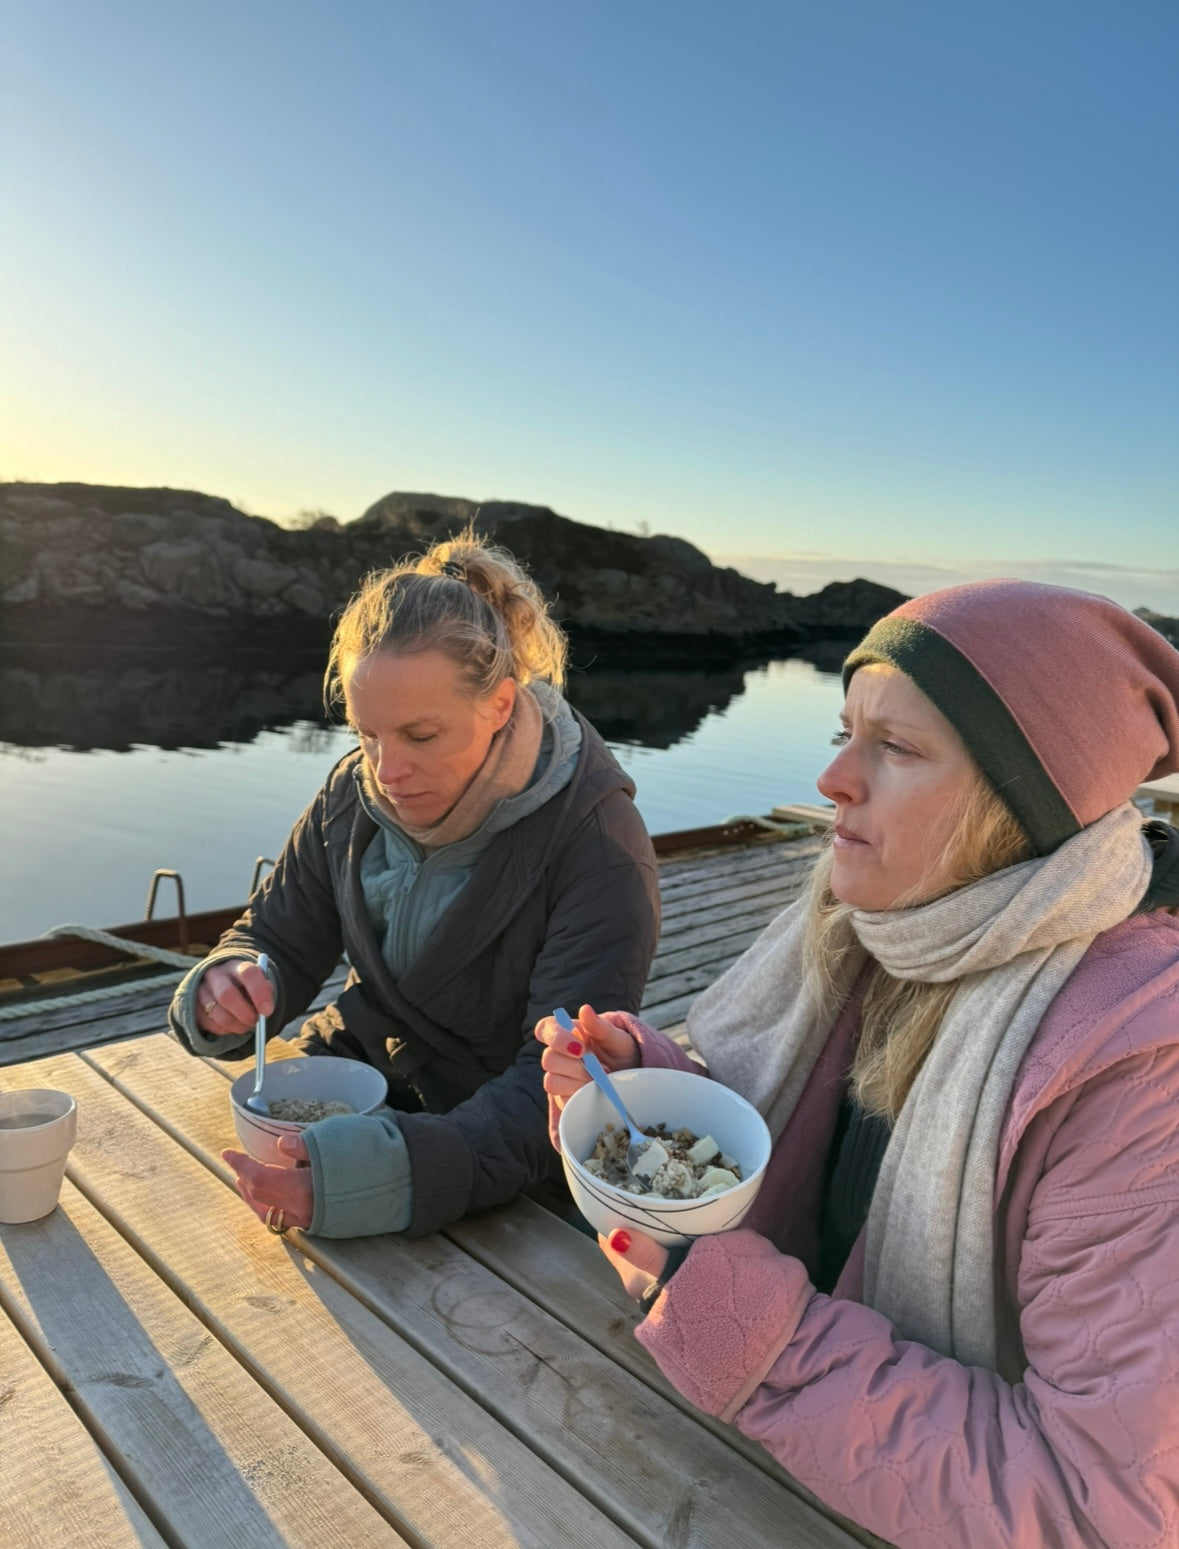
[0, 1030, 884, 1549]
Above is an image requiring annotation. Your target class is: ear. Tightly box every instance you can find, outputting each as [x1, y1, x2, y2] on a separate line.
[488, 676, 517, 732]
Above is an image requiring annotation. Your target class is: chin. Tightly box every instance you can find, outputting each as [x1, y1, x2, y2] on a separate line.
[829, 866, 889, 913]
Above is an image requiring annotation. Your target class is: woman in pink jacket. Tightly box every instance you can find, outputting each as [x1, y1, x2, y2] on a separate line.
[538, 579, 1179, 1549]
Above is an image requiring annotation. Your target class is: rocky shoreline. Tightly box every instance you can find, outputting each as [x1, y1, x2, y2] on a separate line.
[0, 483, 908, 655]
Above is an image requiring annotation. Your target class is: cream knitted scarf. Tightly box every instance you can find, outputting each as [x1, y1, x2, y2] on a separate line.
[686, 802, 1154, 1368]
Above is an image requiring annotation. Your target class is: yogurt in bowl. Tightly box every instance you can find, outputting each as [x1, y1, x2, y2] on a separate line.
[558, 1066, 771, 1247]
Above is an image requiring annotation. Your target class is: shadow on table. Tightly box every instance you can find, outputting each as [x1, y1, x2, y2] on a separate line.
[0, 1192, 294, 1546]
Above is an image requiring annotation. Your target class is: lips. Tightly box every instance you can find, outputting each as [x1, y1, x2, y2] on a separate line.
[833, 825, 870, 847]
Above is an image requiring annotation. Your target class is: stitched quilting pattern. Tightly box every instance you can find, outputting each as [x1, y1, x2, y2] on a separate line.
[636, 923, 1179, 1548]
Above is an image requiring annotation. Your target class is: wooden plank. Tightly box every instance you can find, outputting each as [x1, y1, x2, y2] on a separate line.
[0, 983, 181, 1042]
[645, 949, 771, 1012]
[14, 1050, 639, 1549]
[0, 1308, 167, 1549]
[658, 833, 821, 884]
[448, 1202, 890, 1549]
[0, 1004, 178, 1067]
[657, 887, 801, 940]
[658, 840, 823, 904]
[0, 964, 350, 1044]
[637, 988, 710, 1030]
[0, 1182, 408, 1549]
[656, 868, 814, 935]
[71, 1036, 865, 1549]
[646, 921, 769, 984]
[660, 852, 814, 907]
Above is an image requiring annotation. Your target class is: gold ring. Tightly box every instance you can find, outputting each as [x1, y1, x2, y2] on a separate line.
[264, 1206, 287, 1235]
[203, 999, 218, 1015]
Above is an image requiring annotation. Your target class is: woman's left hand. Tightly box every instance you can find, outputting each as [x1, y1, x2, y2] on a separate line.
[222, 1133, 314, 1232]
[600, 1225, 669, 1299]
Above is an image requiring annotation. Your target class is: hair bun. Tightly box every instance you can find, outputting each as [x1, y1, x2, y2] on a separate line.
[325, 524, 567, 707]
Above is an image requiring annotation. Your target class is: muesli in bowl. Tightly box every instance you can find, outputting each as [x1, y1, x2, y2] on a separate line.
[558, 1066, 771, 1247]
[583, 1121, 743, 1199]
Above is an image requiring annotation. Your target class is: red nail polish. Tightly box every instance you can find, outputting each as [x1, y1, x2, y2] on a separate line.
[608, 1229, 631, 1254]
[567, 1039, 583, 1057]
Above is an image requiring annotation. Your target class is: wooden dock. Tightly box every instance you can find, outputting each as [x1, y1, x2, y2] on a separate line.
[0, 810, 893, 1549]
[0, 821, 830, 1066]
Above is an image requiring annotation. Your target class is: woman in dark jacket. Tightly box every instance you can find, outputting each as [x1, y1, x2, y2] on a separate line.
[170, 530, 660, 1239]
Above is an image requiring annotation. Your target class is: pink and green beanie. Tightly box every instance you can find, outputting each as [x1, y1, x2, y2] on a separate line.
[844, 579, 1179, 857]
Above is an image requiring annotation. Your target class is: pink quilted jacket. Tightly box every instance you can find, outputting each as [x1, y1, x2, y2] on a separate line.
[613, 912, 1179, 1548]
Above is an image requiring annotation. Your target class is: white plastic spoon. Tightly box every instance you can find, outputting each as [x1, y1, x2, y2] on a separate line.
[244, 953, 272, 1116]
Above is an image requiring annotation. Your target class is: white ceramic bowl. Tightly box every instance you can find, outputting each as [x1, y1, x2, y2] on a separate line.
[558, 1066, 772, 1247]
[229, 1058, 388, 1166]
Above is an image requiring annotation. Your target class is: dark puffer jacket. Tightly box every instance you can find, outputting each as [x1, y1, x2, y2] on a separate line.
[174, 716, 660, 1234]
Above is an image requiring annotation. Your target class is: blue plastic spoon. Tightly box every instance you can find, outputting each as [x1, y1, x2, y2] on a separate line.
[553, 1008, 663, 1186]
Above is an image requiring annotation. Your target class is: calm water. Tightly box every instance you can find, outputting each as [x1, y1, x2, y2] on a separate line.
[0, 645, 845, 944]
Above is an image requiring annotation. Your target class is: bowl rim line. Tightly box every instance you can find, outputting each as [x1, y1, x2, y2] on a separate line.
[567, 1166, 760, 1235]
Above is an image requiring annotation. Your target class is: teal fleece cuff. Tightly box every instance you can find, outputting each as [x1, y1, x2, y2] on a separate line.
[303, 1111, 414, 1238]
[169, 949, 269, 1059]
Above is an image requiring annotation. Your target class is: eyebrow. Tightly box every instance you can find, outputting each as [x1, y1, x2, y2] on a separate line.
[839, 710, 929, 734]
[348, 714, 442, 733]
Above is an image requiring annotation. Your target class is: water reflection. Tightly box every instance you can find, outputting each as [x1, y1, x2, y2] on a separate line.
[0, 644, 768, 754]
[0, 647, 328, 753]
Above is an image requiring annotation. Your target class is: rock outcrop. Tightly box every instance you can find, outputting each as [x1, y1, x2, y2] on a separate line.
[0, 482, 906, 652]
[1134, 608, 1179, 647]
[356, 494, 813, 647]
[0, 485, 356, 630]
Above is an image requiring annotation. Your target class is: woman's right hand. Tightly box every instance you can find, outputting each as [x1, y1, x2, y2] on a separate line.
[195, 958, 275, 1037]
[534, 1004, 640, 1112]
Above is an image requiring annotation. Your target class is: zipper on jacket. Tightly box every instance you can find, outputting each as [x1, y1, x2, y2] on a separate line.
[388, 842, 466, 977]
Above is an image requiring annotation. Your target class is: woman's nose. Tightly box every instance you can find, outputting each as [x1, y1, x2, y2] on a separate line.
[375, 743, 413, 786]
[816, 743, 861, 806]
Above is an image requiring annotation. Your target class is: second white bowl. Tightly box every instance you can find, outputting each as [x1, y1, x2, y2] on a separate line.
[229, 1057, 388, 1166]
[558, 1065, 772, 1247]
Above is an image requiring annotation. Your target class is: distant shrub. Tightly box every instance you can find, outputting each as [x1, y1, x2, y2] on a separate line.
[291, 508, 342, 532]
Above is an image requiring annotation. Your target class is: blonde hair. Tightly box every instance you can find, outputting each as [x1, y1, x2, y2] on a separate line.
[325, 527, 567, 709]
[803, 768, 1033, 1121]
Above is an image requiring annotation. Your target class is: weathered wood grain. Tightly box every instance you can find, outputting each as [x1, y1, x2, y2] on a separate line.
[0, 1306, 167, 1549]
[10, 1049, 640, 1549]
[0, 1182, 408, 1549]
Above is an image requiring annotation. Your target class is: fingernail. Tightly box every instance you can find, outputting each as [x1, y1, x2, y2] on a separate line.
[608, 1229, 631, 1254]
[567, 1039, 583, 1057]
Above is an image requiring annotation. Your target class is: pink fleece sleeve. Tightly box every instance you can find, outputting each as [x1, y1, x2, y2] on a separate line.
[609, 1011, 703, 1074]
[637, 1043, 1179, 1549]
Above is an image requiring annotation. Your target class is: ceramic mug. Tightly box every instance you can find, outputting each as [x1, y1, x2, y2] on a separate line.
[0, 1089, 78, 1224]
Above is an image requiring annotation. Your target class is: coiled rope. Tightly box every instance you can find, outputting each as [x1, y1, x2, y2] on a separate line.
[0, 925, 202, 1021]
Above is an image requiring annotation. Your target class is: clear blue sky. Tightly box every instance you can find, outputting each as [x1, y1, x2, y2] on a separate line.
[3, 1, 1177, 607]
